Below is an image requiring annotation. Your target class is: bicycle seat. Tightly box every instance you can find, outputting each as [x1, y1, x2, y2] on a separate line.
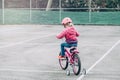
[70, 47, 77, 53]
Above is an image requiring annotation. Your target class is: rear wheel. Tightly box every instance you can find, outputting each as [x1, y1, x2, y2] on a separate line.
[72, 54, 81, 75]
[59, 52, 68, 70]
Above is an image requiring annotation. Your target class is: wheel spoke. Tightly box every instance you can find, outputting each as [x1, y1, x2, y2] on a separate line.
[72, 54, 81, 75]
[59, 56, 68, 70]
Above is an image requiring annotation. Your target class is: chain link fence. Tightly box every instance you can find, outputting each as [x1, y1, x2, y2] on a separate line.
[0, 0, 120, 25]
[0, 0, 2, 24]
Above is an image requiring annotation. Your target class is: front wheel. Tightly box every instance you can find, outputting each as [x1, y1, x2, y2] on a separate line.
[59, 52, 68, 70]
[72, 54, 81, 75]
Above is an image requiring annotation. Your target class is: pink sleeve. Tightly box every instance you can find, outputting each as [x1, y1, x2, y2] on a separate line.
[74, 27, 79, 37]
[76, 31, 80, 37]
[56, 30, 66, 39]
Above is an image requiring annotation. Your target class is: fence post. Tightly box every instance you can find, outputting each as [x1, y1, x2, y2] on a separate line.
[89, 0, 92, 23]
[30, 0, 32, 23]
[59, 0, 62, 23]
[46, 0, 53, 11]
[2, 0, 4, 24]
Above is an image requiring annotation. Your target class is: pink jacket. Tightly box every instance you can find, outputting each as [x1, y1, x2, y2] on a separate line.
[56, 26, 79, 43]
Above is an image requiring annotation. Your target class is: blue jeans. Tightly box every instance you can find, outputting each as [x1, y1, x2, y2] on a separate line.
[60, 42, 77, 56]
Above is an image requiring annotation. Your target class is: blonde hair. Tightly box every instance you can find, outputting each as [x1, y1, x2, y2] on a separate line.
[64, 22, 74, 28]
[65, 22, 73, 27]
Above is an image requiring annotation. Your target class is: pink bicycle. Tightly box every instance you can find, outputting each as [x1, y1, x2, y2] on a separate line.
[59, 47, 81, 75]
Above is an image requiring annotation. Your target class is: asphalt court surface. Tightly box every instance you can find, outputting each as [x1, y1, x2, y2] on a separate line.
[0, 25, 120, 80]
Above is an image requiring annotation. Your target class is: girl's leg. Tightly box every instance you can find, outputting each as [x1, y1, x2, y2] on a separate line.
[61, 43, 71, 56]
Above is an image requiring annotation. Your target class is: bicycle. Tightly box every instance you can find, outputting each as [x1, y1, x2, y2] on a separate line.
[59, 46, 81, 75]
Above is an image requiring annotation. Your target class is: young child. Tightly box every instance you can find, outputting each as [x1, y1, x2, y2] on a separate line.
[56, 17, 80, 59]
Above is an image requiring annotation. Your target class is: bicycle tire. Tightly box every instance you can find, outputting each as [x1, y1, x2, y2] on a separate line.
[72, 54, 81, 75]
[59, 52, 68, 70]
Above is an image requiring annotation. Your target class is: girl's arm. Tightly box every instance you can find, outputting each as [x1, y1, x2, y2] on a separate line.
[56, 30, 66, 39]
[73, 26, 79, 37]
[76, 31, 80, 37]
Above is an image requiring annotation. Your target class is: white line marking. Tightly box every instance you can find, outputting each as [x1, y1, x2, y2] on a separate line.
[77, 40, 120, 80]
[0, 68, 64, 73]
[0, 33, 55, 49]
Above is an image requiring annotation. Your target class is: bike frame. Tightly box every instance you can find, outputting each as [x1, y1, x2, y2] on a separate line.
[65, 48, 79, 64]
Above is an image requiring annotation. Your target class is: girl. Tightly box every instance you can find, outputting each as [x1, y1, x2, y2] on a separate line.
[56, 17, 80, 59]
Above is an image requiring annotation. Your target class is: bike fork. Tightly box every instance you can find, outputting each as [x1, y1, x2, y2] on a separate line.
[66, 63, 74, 76]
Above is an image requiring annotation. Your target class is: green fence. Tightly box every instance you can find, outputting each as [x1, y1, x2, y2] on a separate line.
[0, 9, 120, 25]
[0, 0, 2, 24]
[0, 9, 2, 24]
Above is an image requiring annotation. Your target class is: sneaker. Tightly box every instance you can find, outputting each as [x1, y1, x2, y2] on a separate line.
[58, 55, 65, 59]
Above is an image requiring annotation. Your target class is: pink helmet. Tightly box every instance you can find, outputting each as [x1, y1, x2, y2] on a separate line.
[61, 17, 72, 25]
